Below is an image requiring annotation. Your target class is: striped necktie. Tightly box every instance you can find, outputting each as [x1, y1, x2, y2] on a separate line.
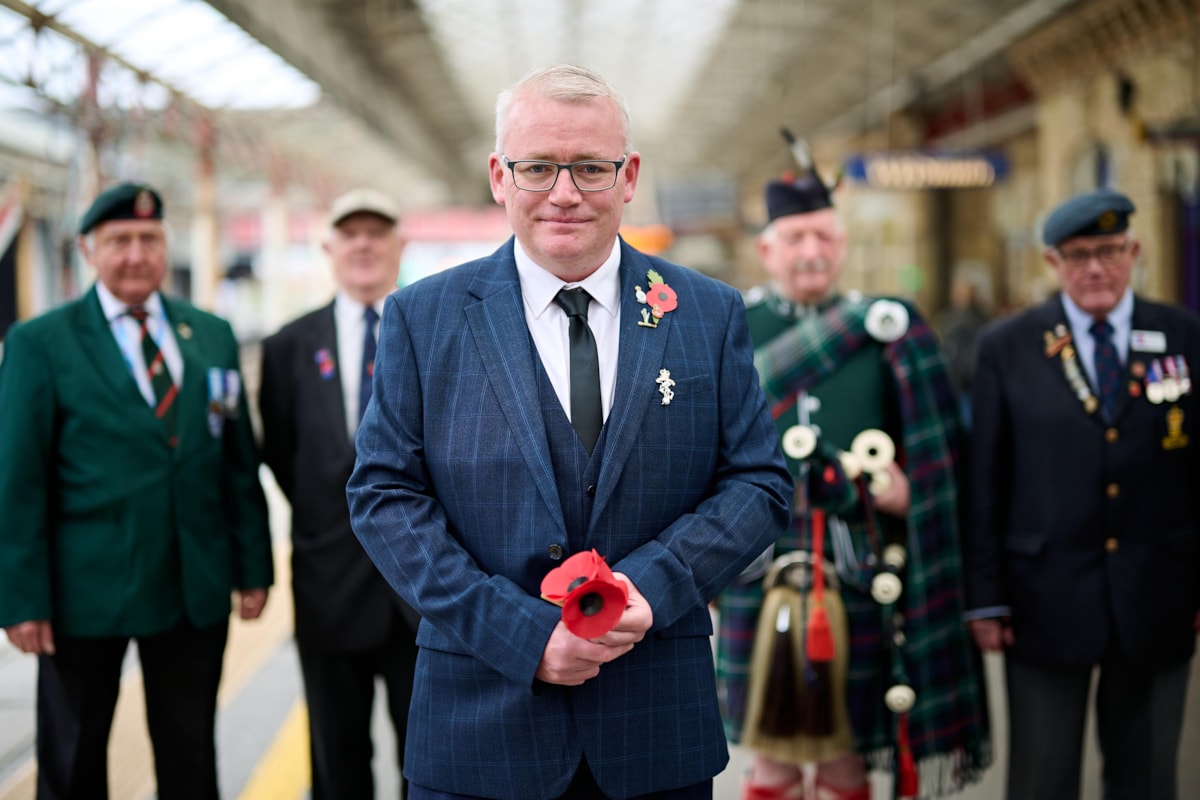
[128, 306, 179, 442]
[1090, 318, 1121, 418]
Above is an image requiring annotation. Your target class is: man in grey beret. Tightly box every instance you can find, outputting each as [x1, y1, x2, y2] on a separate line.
[962, 186, 1200, 800]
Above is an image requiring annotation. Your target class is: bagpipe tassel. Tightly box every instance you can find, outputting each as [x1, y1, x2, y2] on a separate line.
[799, 507, 835, 736]
[758, 599, 800, 736]
[897, 712, 919, 798]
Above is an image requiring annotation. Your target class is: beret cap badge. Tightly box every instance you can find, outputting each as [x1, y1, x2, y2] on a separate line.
[133, 189, 156, 219]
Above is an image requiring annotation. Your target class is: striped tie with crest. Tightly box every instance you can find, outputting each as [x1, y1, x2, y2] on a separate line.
[128, 306, 179, 444]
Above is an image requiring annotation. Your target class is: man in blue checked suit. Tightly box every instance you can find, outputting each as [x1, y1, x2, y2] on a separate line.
[347, 64, 791, 800]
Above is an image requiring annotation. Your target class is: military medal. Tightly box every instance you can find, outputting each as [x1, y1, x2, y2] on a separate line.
[1177, 356, 1192, 395]
[1162, 357, 1181, 402]
[1162, 405, 1189, 450]
[1043, 325, 1071, 357]
[1058, 341, 1099, 414]
[1146, 359, 1165, 404]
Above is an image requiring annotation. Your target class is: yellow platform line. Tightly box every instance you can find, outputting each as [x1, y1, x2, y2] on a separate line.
[0, 543, 297, 800]
[237, 701, 310, 800]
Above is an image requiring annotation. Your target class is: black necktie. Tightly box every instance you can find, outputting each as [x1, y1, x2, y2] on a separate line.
[359, 305, 378, 425]
[1090, 318, 1121, 417]
[128, 307, 178, 443]
[555, 287, 602, 454]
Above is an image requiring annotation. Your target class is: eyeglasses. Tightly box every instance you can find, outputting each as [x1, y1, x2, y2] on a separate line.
[502, 156, 626, 192]
[1056, 240, 1131, 269]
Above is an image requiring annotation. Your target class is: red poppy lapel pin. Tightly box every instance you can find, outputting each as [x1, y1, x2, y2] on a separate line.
[314, 348, 336, 379]
[635, 269, 678, 328]
[539, 549, 629, 638]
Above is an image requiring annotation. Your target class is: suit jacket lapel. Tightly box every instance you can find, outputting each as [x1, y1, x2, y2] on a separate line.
[309, 303, 352, 449]
[162, 297, 205, 447]
[1038, 296, 1105, 425]
[74, 287, 156, 413]
[463, 250, 566, 532]
[590, 245, 671, 525]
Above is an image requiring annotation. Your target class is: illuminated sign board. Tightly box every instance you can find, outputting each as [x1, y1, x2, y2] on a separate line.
[844, 151, 1008, 189]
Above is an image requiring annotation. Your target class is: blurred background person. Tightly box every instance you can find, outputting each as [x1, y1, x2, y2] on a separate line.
[716, 151, 990, 800]
[259, 188, 418, 799]
[964, 187, 1200, 800]
[937, 272, 992, 428]
[0, 182, 273, 800]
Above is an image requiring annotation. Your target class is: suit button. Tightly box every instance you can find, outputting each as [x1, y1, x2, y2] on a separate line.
[1105, 428, 1119, 443]
[1105, 537, 1119, 553]
[586, 484, 596, 498]
[548, 544, 564, 560]
[1106, 483, 1120, 499]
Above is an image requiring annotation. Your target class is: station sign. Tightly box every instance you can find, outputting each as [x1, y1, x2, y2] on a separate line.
[843, 151, 1008, 189]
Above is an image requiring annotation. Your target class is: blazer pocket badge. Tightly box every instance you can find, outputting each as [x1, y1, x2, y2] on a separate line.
[207, 368, 240, 437]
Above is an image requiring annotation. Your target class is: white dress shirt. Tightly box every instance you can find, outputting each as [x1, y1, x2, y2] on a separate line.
[335, 292, 387, 439]
[1061, 287, 1133, 390]
[96, 282, 183, 407]
[514, 238, 621, 424]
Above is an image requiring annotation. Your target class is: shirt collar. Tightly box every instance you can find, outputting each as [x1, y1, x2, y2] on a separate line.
[514, 238, 622, 321]
[96, 281, 164, 323]
[334, 291, 387, 321]
[1060, 287, 1134, 332]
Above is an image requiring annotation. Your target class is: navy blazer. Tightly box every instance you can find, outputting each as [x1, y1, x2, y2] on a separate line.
[348, 238, 791, 799]
[259, 302, 418, 649]
[965, 293, 1200, 669]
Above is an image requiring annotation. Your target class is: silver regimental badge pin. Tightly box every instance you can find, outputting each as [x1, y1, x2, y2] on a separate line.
[656, 369, 675, 406]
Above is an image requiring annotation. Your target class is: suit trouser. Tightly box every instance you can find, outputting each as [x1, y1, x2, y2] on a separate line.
[407, 756, 713, 800]
[1005, 648, 1190, 800]
[298, 619, 418, 800]
[35, 619, 228, 800]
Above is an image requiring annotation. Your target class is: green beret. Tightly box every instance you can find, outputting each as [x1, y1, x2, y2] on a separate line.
[79, 183, 164, 235]
[1043, 188, 1135, 247]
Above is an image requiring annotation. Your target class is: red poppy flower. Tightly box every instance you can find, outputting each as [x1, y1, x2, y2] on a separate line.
[646, 282, 678, 313]
[540, 550, 604, 603]
[562, 577, 628, 638]
[539, 549, 628, 638]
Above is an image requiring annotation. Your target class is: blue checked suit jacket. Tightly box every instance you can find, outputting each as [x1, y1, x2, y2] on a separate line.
[348, 237, 791, 800]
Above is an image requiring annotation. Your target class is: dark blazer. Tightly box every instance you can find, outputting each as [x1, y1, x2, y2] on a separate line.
[347, 238, 791, 800]
[0, 287, 273, 635]
[965, 293, 1200, 668]
[259, 302, 417, 649]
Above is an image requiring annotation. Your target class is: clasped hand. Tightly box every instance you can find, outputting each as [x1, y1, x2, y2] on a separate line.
[535, 573, 652, 686]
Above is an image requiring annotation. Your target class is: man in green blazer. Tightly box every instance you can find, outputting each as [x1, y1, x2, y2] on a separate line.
[0, 182, 274, 800]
